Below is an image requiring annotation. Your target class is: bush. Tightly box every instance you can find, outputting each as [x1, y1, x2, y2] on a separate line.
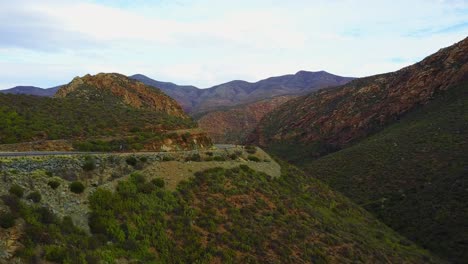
[151, 178, 165, 188]
[70, 181, 85, 194]
[162, 156, 174, 161]
[9, 184, 24, 198]
[185, 154, 201, 162]
[44, 245, 67, 263]
[48, 180, 61, 190]
[126, 156, 138, 167]
[27, 191, 42, 203]
[83, 156, 96, 171]
[139, 156, 148, 163]
[214, 156, 226, 162]
[245, 145, 257, 154]
[0, 212, 16, 228]
[248, 155, 260, 162]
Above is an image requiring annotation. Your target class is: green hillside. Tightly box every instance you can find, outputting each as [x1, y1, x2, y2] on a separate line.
[1, 161, 439, 263]
[0, 93, 195, 147]
[303, 83, 468, 263]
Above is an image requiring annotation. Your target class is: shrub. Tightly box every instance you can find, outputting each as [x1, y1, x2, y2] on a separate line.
[248, 155, 260, 162]
[162, 156, 174, 161]
[27, 191, 42, 203]
[151, 178, 165, 188]
[185, 154, 201, 162]
[44, 245, 67, 263]
[0, 212, 16, 228]
[48, 180, 61, 190]
[245, 145, 257, 154]
[139, 156, 148, 163]
[70, 181, 85, 194]
[214, 156, 226, 162]
[9, 184, 24, 198]
[83, 156, 96, 171]
[126, 156, 138, 167]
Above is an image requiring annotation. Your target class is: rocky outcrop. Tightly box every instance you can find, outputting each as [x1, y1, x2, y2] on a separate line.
[55, 73, 188, 119]
[251, 37, 468, 150]
[198, 96, 295, 143]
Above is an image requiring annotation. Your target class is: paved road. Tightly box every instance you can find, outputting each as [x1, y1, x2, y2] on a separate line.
[0, 144, 237, 157]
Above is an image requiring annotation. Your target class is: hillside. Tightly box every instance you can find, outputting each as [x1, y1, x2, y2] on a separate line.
[198, 95, 295, 143]
[302, 83, 468, 263]
[0, 73, 210, 152]
[131, 70, 354, 114]
[0, 151, 439, 263]
[249, 38, 468, 262]
[251, 37, 468, 156]
[0, 86, 60, 97]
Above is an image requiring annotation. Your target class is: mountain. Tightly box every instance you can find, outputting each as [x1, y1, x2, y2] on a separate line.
[0, 73, 209, 152]
[251, 37, 468, 156]
[304, 83, 468, 263]
[0, 86, 60, 97]
[56, 73, 187, 118]
[130, 74, 201, 112]
[250, 37, 468, 262]
[131, 70, 354, 114]
[198, 95, 296, 143]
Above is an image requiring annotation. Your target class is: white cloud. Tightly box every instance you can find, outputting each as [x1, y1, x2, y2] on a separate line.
[0, 0, 466, 88]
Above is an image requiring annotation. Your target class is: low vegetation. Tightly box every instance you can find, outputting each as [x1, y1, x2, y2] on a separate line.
[2, 163, 438, 263]
[303, 83, 468, 263]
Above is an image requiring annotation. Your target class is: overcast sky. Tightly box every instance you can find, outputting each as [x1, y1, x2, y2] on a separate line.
[0, 0, 467, 89]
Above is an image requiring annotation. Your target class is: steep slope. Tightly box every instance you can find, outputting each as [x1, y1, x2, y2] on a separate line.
[250, 37, 468, 262]
[0, 86, 60, 97]
[131, 71, 354, 114]
[252, 37, 468, 157]
[0, 73, 209, 151]
[56, 73, 187, 118]
[302, 83, 468, 263]
[198, 95, 295, 143]
[0, 154, 440, 263]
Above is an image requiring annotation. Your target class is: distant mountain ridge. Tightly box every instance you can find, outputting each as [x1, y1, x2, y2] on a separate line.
[1, 71, 354, 115]
[0, 85, 60, 97]
[131, 71, 354, 113]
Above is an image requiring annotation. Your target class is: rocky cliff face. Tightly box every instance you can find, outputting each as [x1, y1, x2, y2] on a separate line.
[198, 96, 295, 143]
[251, 37, 468, 150]
[55, 73, 188, 119]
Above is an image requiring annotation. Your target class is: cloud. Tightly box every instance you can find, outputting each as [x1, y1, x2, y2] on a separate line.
[0, 0, 467, 88]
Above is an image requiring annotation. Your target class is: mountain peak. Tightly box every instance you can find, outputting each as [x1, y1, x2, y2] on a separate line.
[55, 73, 189, 118]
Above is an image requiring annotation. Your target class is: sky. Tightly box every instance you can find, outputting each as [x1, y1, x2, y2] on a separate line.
[0, 0, 467, 89]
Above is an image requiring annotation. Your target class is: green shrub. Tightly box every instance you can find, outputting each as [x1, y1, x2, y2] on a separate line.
[48, 180, 61, 190]
[214, 156, 226, 162]
[185, 154, 201, 162]
[139, 156, 148, 163]
[162, 156, 174, 161]
[0, 212, 16, 228]
[126, 156, 138, 166]
[151, 178, 165, 188]
[70, 181, 85, 194]
[245, 145, 257, 154]
[27, 191, 42, 203]
[44, 245, 67, 262]
[83, 156, 96, 171]
[9, 184, 24, 198]
[248, 155, 261, 162]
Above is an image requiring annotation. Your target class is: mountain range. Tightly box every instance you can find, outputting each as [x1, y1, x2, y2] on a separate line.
[1, 71, 354, 115]
[131, 71, 354, 114]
